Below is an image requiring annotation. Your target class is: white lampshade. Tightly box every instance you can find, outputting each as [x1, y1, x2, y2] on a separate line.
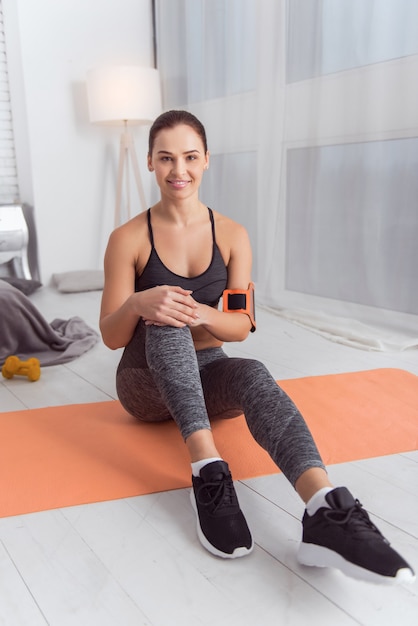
[86, 65, 162, 124]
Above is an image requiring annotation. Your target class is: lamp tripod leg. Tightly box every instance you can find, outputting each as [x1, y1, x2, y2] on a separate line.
[115, 133, 127, 228]
[127, 135, 147, 213]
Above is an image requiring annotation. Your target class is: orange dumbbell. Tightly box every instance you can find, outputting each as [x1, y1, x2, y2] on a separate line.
[2, 356, 41, 382]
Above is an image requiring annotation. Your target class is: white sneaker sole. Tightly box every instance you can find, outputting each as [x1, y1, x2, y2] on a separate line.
[190, 489, 254, 559]
[298, 542, 416, 585]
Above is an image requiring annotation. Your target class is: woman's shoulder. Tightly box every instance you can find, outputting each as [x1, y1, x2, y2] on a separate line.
[211, 209, 249, 244]
[210, 209, 251, 262]
[105, 211, 151, 264]
[109, 211, 148, 242]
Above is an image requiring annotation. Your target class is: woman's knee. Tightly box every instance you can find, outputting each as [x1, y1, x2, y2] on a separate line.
[227, 357, 272, 388]
[145, 324, 196, 369]
[145, 323, 193, 345]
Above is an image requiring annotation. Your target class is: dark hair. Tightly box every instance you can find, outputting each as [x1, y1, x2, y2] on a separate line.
[148, 110, 208, 155]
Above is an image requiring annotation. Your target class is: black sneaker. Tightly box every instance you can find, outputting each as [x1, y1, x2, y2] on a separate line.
[190, 460, 253, 558]
[297, 487, 415, 584]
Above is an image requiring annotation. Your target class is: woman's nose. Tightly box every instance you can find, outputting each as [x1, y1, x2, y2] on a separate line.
[171, 159, 186, 176]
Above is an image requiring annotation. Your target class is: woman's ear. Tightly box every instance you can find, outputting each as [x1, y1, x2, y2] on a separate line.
[204, 151, 210, 170]
[147, 154, 154, 171]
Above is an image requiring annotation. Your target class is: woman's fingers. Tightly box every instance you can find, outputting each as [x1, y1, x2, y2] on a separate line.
[161, 287, 199, 316]
[142, 286, 200, 326]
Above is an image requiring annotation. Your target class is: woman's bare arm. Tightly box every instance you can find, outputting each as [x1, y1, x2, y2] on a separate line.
[191, 220, 255, 342]
[99, 225, 199, 349]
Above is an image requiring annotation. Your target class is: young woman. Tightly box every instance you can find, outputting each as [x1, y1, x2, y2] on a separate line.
[100, 110, 414, 585]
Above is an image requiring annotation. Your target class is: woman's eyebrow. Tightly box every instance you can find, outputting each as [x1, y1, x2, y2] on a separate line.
[157, 149, 201, 155]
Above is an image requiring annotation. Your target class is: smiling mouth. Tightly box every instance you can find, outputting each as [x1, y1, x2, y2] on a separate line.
[169, 180, 190, 189]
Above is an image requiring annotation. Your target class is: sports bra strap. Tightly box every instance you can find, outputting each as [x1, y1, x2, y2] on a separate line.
[208, 207, 215, 242]
[147, 208, 155, 248]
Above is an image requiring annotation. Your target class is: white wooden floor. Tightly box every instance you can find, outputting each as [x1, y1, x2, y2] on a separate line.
[1, 287, 417, 626]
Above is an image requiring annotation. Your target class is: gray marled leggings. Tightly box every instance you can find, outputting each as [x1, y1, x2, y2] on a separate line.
[116, 321, 325, 487]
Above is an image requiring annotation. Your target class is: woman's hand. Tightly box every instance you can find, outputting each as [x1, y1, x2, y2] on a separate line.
[139, 285, 200, 327]
[186, 296, 253, 342]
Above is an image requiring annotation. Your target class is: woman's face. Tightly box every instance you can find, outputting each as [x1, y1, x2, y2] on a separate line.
[148, 124, 209, 200]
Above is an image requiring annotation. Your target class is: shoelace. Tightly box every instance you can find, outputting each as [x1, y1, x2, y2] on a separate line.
[196, 472, 237, 513]
[324, 499, 387, 540]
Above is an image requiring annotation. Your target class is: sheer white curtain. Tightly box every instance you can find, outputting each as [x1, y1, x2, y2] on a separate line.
[156, 0, 418, 350]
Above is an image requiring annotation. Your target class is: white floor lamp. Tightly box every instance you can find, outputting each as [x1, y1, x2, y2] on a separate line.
[86, 66, 162, 227]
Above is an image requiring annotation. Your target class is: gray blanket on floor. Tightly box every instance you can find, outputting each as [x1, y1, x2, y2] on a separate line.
[0, 280, 100, 366]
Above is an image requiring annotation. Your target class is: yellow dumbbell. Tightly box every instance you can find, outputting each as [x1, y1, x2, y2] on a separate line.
[2, 355, 41, 382]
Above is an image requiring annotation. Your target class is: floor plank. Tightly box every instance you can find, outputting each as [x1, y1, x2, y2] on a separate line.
[0, 539, 48, 626]
[0, 510, 148, 626]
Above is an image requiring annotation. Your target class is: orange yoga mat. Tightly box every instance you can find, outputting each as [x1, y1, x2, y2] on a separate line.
[0, 368, 417, 518]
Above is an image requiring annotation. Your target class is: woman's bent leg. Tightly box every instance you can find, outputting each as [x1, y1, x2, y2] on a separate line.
[145, 324, 212, 441]
[145, 326, 252, 558]
[200, 355, 325, 488]
[200, 354, 415, 581]
[116, 319, 172, 422]
[117, 321, 212, 440]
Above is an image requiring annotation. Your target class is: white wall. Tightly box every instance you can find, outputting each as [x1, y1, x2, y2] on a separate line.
[3, 0, 155, 284]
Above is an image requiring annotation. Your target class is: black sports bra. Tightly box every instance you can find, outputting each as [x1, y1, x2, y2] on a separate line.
[135, 208, 228, 307]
